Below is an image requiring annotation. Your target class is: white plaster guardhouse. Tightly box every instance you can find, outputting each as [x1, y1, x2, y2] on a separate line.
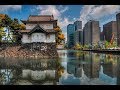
[19, 15, 57, 43]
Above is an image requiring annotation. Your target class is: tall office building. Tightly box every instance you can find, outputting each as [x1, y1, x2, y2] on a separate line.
[74, 21, 83, 45]
[116, 13, 120, 47]
[67, 24, 75, 48]
[100, 31, 104, 41]
[74, 21, 82, 31]
[83, 20, 100, 46]
[103, 21, 117, 42]
[74, 29, 83, 45]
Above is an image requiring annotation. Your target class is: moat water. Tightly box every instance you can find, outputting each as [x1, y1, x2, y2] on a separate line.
[0, 50, 120, 85]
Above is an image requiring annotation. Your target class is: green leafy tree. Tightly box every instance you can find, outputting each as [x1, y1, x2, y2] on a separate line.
[10, 18, 20, 30]
[74, 43, 83, 50]
[54, 26, 65, 45]
[10, 18, 26, 42]
[112, 41, 117, 48]
[93, 43, 99, 49]
[1, 14, 13, 27]
[104, 41, 110, 49]
[0, 27, 6, 43]
[0, 14, 26, 43]
[83, 44, 89, 49]
[0, 14, 13, 42]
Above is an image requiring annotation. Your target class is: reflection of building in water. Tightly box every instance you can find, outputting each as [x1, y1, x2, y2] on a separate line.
[102, 55, 117, 78]
[117, 57, 120, 85]
[102, 62, 117, 78]
[83, 52, 100, 78]
[0, 59, 63, 85]
[59, 74, 80, 85]
[66, 51, 85, 78]
[100, 56, 120, 85]
[75, 51, 84, 60]
[22, 69, 55, 80]
[67, 52, 100, 78]
[67, 62, 76, 75]
[67, 60, 83, 78]
[67, 50, 77, 59]
[99, 65, 117, 85]
[99, 55, 119, 85]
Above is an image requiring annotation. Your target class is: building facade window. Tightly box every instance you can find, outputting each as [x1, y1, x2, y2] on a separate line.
[47, 34, 50, 39]
[37, 34, 39, 37]
[41, 34, 44, 37]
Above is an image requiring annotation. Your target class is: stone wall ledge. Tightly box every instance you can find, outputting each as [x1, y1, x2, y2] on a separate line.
[0, 42, 58, 59]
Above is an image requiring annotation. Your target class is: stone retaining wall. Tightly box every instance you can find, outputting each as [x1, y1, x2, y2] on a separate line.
[0, 42, 58, 58]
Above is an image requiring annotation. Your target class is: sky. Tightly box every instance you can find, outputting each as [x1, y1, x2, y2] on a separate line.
[0, 5, 120, 41]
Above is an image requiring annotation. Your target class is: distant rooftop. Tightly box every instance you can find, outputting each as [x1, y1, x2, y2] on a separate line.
[28, 15, 54, 21]
[103, 21, 116, 27]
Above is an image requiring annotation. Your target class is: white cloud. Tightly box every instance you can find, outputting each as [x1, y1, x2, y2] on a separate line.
[58, 17, 73, 29]
[36, 5, 71, 29]
[79, 5, 95, 28]
[90, 5, 120, 19]
[37, 5, 61, 19]
[35, 5, 72, 41]
[79, 5, 120, 28]
[59, 5, 68, 13]
[0, 5, 22, 12]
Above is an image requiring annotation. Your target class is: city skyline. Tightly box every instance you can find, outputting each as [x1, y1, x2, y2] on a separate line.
[0, 5, 120, 41]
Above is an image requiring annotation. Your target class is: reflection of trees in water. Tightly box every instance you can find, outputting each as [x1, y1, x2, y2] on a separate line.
[75, 51, 84, 58]
[55, 59, 65, 83]
[99, 55, 120, 85]
[0, 58, 60, 70]
[101, 54, 118, 78]
[63, 50, 120, 85]
[0, 58, 65, 85]
[66, 51, 120, 81]
[67, 50, 76, 58]
[0, 69, 16, 85]
[67, 52, 118, 79]
[104, 54, 117, 64]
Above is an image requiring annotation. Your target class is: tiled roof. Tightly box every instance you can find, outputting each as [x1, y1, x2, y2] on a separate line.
[45, 29, 56, 33]
[19, 29, 56, 33]
[28, 15, 54, 21]
[28, 24, 56, 34]
[19, 30, 31, 33]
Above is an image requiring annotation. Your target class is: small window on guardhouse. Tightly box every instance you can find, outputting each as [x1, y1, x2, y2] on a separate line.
[37, 34, 39, 37]
[41, 34, 43, 37]
[47, 34, 50, 39]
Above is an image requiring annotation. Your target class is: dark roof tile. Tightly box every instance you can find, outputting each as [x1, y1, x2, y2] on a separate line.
[28, 15, 54, 21]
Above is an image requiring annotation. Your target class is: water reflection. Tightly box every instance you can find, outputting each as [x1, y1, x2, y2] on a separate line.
[58, 50, 120, 85]
[0, 58, 64, 85]
[1, 50, 120, 85]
